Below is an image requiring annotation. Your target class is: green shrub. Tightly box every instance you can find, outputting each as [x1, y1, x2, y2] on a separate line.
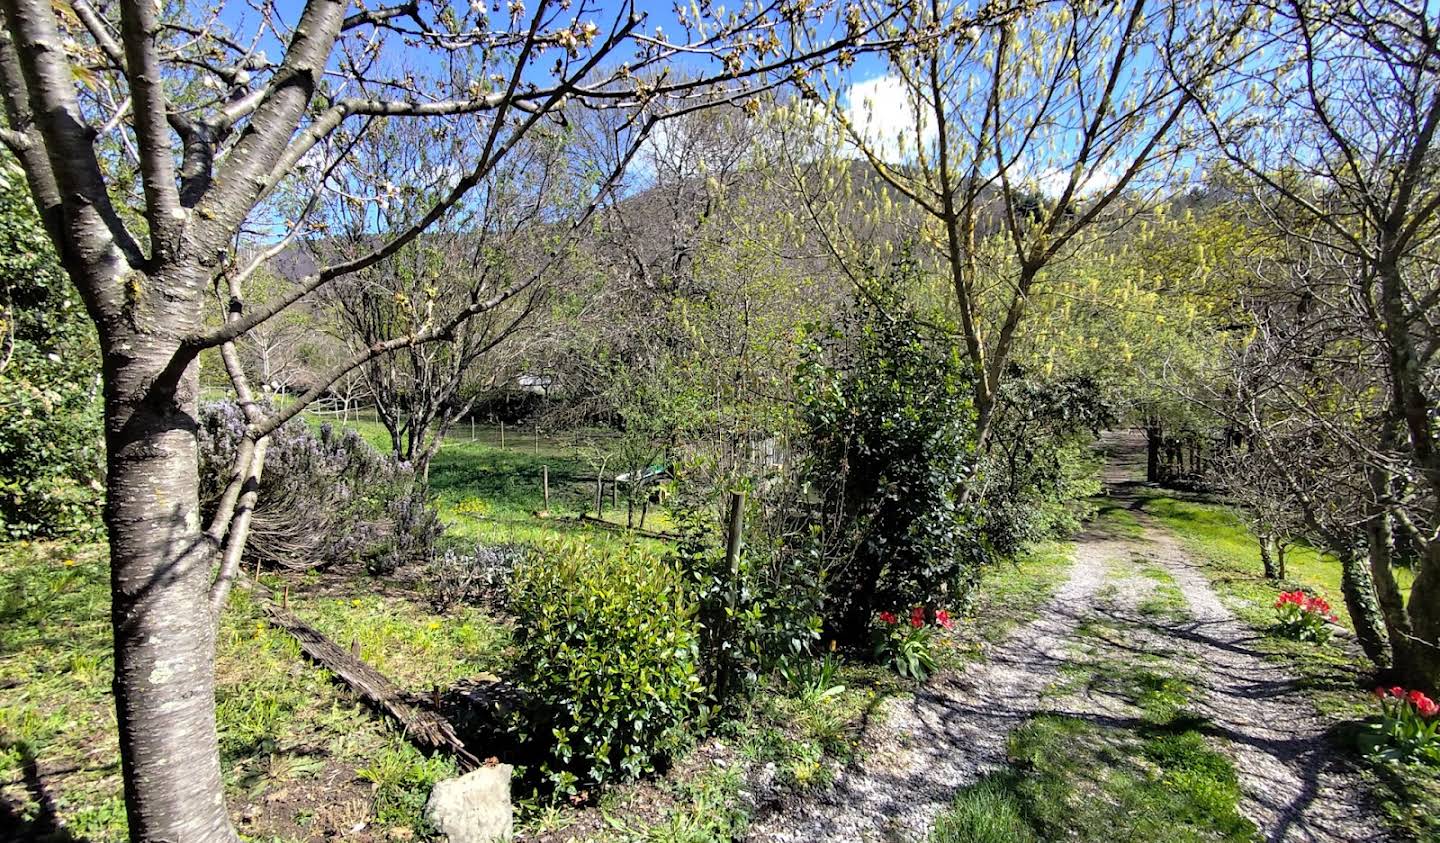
[797, 266, 984, 634]
[509, 540, 704, 793]
[0, 162, 104, 540]
[197, 402, 441, 573]
[669, 500, 825, 712]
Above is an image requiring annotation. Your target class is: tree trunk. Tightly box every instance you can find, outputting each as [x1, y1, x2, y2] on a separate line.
[1259, 534, 1281, 580]
[1338, 548, 1393, 670]
[1145, 422, 1162, 483]
[1394, 542, 1440, 692]
[105, 325, 236, 842]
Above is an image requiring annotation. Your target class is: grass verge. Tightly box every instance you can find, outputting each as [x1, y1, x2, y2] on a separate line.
[0, 541, 494, 841]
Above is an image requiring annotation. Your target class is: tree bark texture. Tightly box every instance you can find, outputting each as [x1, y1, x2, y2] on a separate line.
[1338, 549, 1393, 671]
[104, 273, 236, 843]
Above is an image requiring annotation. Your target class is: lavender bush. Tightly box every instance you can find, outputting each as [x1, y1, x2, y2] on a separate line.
[197, 400, 442, 572]
[428, 542, 531, 612]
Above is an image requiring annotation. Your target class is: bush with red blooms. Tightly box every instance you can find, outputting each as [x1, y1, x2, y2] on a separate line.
[1361, 686, 1440, 765]
[872, 606, 955, 681]
[1273, 589, 1339, 643]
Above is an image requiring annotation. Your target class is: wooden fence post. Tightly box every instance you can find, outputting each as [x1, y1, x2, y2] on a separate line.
[500, 421, 506, 449]
[542, 465, 550, 511]
[719, 492, 746, 700]
[725, 492, 745, 609]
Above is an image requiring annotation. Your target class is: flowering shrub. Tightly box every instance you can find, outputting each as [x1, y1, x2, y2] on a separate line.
[197, 401, 441, 573]
[872, 606, 955, 681]
[1361, 686, 1440, 765]
[1273, 590, 1339, 643]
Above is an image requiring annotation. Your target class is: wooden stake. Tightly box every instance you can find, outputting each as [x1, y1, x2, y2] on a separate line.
[542, 465, 550, 511]
[500, 421, 505, 449]
[725, 492, 745, 593]
[351, 638, 360, 659]
[595, 472, 604, 517]
[719, 492, 746, 700]
[282, 584, 289, 610]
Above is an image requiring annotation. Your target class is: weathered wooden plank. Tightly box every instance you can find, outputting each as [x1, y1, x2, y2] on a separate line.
[571, 513, 680, 542]
[253, 587, 481, 771]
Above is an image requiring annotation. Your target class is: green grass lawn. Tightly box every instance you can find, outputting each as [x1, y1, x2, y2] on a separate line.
[0, 541, 492, 841]
[313, 416, 674, 548]
[1137, 495, 1415, 634]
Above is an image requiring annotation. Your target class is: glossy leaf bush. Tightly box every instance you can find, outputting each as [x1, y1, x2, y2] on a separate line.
[510, 540, 704, 794]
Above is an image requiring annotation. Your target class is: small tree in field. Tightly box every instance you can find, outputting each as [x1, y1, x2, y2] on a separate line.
[776, 0, 1251, 458]
[0, 0, 906, 837]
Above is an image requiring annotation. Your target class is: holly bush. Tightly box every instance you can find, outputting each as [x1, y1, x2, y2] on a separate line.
[509, 540, 704, 794]
[797, 268, 985, 636]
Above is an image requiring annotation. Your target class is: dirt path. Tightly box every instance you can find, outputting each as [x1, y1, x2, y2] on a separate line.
[748, 433, 1388, 843]
[1132, 512, 1387, 843]
[746, 523, 1124, 842]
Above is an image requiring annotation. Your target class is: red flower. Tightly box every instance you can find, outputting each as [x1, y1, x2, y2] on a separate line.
[1407, 689, 1432, 708]
[1391, 686, 1406, 698]
[935, 609, 954, 630]
[910, 606, 925, 629]
[1375, 686, 1389, 698]
[878, 611, 898, 625]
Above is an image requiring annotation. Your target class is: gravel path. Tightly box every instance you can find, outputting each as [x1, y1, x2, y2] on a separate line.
[1133, 511, 1389, 843]
[748, 432, 1389, 843]
[746, 526, 1122, 842]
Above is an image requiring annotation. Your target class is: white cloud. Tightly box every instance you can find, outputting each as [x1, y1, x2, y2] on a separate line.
[842, 74, 935, 163]
[1033, 164, 1121, 199]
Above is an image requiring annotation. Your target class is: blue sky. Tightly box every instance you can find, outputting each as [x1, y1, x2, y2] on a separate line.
[217, 0, 889, 100]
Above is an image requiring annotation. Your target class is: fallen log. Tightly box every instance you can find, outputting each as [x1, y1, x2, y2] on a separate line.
[251, 585, 481, 771]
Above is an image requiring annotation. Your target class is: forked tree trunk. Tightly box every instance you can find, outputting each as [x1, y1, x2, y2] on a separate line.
[1259, 534, 1281, 580]
[1397, 545, 1440, 693]
[104, 300, 236, 841]
[1375, 528, 1440, 693]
